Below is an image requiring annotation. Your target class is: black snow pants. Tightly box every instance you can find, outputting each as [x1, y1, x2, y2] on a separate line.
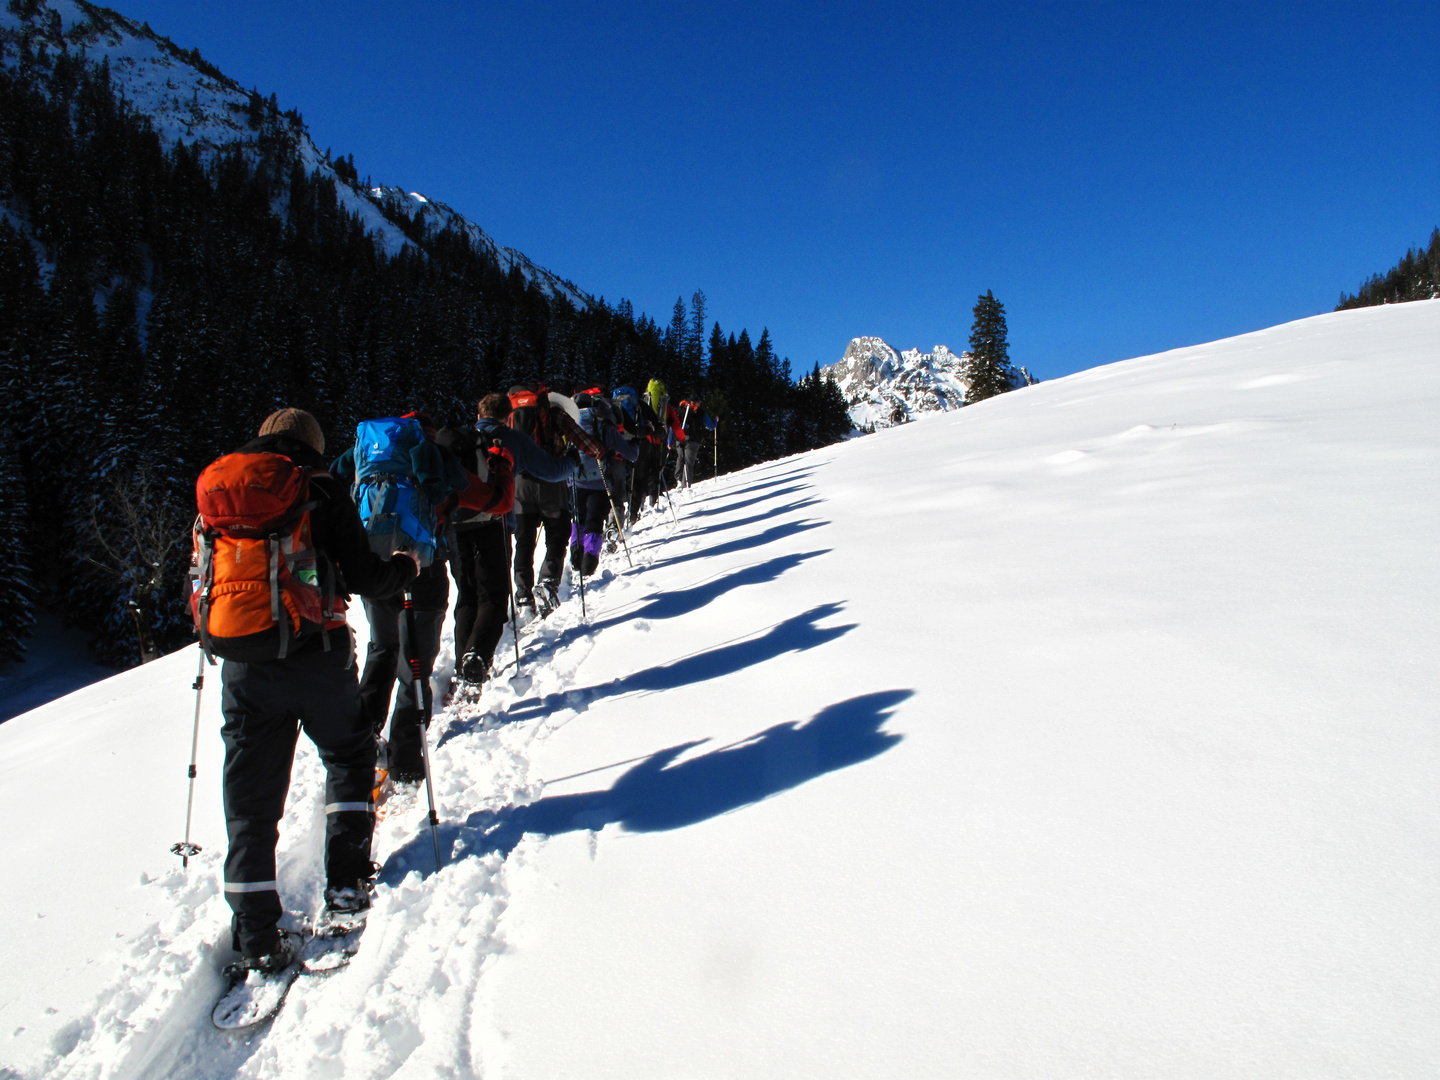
[513, 476, 571, 601]
[452, 521, 510, 671]
[628, 441, 661, 524]
[676, 440, 700, 488]
[358, 596, 445, 778]
[220, 639, 376, 958]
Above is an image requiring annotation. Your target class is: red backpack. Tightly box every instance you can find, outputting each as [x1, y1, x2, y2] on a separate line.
[509, 384, 565, 456]
[190, 452, 348, 662]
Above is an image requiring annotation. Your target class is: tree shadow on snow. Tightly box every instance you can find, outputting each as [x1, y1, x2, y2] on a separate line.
[386, 689, 911, 875]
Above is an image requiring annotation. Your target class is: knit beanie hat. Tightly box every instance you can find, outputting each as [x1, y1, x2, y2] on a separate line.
[257, 408, 325, 455]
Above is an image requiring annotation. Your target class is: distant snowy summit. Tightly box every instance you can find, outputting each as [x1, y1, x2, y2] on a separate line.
[823, 337, 1035, 429]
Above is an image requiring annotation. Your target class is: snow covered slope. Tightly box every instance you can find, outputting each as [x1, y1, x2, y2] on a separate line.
[0, 0, 589, 305]
[825, 335, 1034, 429]
[2, 301, 1438, 1078]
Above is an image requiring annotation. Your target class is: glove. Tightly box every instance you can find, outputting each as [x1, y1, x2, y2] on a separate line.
[486, 439, 514, 474]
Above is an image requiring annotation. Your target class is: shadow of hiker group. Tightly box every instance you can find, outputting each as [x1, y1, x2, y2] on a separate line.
[391, 459, 895, 876]
[437, 601, 857, 748]
[386, 689, 912, 877]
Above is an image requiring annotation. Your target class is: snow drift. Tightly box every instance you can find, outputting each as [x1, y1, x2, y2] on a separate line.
[1, 301, 1437, 1078]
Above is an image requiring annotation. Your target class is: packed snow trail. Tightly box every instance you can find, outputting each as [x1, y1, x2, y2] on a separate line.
[3, 301, 1439, 1078]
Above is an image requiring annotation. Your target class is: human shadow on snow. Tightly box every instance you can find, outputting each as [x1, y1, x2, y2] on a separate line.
[435, 551, 834, 750]
[681, 483, 813, 520]
[436, 601, 852, 749]
[662, 498, 824, 545]
[584, 548, 831, 634]
[646, 519, 827, 571]
[684, 468, 818, 508]
[387, 689, 910, 874]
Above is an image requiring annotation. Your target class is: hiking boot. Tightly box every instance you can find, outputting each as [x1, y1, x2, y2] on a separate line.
[516, 599, 537, 626]
[317, 886, 372, 938]
[459, 651, 488, 685]
[226, 928, 303, 978]
[390, 768, 425, 785]
[535, 581, 559, 617]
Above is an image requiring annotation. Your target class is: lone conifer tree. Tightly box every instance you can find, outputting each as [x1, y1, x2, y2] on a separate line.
[963, 290, 1012, 403]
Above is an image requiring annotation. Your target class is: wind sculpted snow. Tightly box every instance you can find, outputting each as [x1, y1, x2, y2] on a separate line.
[2, 301, 1439, 1077]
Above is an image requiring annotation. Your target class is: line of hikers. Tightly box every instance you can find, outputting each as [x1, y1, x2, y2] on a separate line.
[186, 381, 717, 976]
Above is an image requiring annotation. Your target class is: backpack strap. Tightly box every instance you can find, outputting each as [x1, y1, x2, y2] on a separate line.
[269, 532, 290, 660]
[195, 522, 218, 664]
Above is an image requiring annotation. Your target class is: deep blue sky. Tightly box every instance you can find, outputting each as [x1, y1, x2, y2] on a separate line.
[116, 0, 1437, 380]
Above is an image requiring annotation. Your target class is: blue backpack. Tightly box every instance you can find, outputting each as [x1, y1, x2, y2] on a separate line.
[612, 386, 640, 423]
[351, 417, 447, 566]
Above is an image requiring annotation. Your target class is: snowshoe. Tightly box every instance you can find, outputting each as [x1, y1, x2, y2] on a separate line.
[447, 678, 484, 706]
[534, 581, 560, 618]
[302, 930, 364, 975]
[212, 929, 306, 1030]
[314, 883, 371, 938]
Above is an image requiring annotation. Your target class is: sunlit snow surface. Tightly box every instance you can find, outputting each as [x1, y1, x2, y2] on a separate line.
[2, 302, 1438, 1077]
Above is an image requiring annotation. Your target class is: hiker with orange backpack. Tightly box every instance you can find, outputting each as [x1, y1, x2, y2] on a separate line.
[190, 408, 419, 978]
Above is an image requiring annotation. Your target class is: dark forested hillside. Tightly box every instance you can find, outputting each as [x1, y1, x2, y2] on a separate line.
[1336, 228, 1440, 310]
[0, 5, 851, 668]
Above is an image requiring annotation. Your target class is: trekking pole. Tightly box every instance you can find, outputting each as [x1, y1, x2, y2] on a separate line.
[658, 445, 680, 524]
[402, 589, 444, 872]
[598, 466, 634, 568]
[678, 405, 693, 491]
[170, 646, 208, 868]
[569, 481, 586, 621]
[501, 521, 522, 677]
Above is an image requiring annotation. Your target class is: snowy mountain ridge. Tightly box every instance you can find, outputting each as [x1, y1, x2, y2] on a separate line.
[0, 0, 590, 306]
[823, 335, 1035, 429]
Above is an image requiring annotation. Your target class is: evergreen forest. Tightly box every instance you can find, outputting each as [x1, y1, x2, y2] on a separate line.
[1335, 228, 1440, 310]
[0, 12, 851, 669]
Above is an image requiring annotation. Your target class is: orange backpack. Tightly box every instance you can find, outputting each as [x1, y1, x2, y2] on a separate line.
[190, 452, 348, 663]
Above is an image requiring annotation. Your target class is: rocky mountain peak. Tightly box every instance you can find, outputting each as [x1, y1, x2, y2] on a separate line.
[824, 336, 1035, 430]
